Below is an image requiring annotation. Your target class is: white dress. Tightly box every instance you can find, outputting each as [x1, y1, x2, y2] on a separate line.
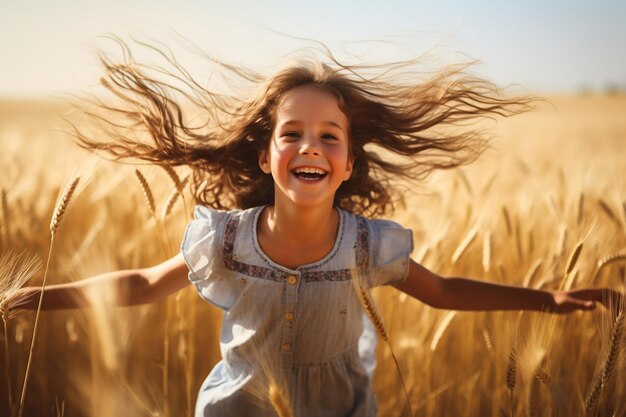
[180, 205, 413, 417]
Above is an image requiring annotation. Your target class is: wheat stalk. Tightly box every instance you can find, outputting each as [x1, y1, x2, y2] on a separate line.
[577, 192, 585, 225]
[451, 224, 478, 264]
[515, 221, 523, 264]
[19, 176, 80, 417]
[50, 177, 80, 238]
[584, 310, 624, 415]
[528, 377, 541, 417]
[527, 229, 535, 257]
[522, 259, 543, 288]
[482, 232, 491, 272]
[351, 270, 414, 417]
[430, 311, 456, 351]
[502, 206, 512, 235]
[0, 188, 9, 250]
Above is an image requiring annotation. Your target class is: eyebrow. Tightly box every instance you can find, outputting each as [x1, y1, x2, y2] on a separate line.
[281, 120, 344, 129]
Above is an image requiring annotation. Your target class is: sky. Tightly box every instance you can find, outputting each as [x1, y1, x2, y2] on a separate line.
[1, 0, 625, 98]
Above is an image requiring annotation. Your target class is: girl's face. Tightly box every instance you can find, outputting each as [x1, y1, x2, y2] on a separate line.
[258, 85, 353, 210]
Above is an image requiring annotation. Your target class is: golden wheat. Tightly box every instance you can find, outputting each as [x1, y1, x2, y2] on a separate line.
[0, 252, 41, 417]
[351, 270, 413, 417]
[593, 253, 626, 281]
[161, 165, 184, 193]
[19, 175, 81, 417]
[597, 199, 620, 226]
[50, 176, 80, 237]
[482, 231, 491, 272]
[502, 206, 512, 235]
[162, 175, 189, 219]
[0, 188, 8, 250]
[356, 283, 388, 342]
[559, 241, 583, 290]
[584, 310, 625, 415]
[451, 224, 478, 264]
[577, 192, 585, 225]
[3, 94, 626, 416]
[134, 169, 156, 216]
[506, 348, 517, 417]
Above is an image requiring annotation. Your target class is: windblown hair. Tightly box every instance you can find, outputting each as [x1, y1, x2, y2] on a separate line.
[72, 38, 534, 217]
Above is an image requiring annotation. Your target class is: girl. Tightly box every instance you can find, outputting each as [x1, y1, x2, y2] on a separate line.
[6, 44, 621, 417]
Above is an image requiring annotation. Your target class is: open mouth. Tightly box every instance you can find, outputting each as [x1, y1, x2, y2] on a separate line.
[291, 167, 328, 181]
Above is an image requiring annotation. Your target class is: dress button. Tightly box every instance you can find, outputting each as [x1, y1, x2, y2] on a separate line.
[281, 343, 292, 352]
[284, 311, 294, 321]
[287, 275, 297, 285]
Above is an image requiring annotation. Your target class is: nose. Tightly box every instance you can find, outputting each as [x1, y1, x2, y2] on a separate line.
[299, 134, 321, 156]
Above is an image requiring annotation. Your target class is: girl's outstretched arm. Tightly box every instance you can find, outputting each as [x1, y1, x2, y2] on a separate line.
[395, 259, 622, 314]
[6, 254, 190, 312]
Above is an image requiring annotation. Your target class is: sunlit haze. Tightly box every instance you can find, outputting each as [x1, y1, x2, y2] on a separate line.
[1, 0, 625, 98]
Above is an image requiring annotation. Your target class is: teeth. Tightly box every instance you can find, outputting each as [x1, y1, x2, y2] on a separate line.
[293, 167, 326, 175]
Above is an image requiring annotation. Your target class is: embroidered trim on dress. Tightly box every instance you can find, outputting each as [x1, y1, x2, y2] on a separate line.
[222, 211, 370, 283]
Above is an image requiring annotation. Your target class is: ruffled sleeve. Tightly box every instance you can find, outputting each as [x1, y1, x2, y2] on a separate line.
[368, 219, 414, 287]
[180, 205, 242, 311]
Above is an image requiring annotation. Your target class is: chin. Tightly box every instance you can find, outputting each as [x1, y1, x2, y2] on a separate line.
[284, 193, 335, 209]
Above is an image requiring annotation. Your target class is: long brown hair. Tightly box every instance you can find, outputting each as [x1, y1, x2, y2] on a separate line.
[71, 38, 534, 217]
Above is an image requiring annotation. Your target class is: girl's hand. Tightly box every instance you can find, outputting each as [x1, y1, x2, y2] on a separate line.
[551, 288, 624, 314]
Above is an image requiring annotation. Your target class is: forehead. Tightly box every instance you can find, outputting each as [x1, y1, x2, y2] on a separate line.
[275, 85, 348, 128]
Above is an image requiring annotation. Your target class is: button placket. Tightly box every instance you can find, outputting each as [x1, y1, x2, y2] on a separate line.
[281, 273, 300, 372]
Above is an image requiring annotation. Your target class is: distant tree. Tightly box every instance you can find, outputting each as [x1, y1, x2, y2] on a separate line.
[604, 81, 621, 95]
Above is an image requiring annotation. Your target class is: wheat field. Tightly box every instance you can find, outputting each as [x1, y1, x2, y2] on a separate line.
[0, 94, 625, 417]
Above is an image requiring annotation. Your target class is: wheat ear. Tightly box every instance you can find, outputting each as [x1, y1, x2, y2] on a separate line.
[352, 270, 414, 417]
[161, 166, 190, 219]
[162, 165, 184, 191]
[584, 310, 625, 415]
[135, 168, 172, 414]
[506, 348, 517, 417]
[559, 241, 583, 291]
[598, 199, 620, 226]
[269, 384, 293, 417]
[0, 188, 9, 249]
[162, 175, 190, 219]
[593, 253, 626, 281]
[50, 177, 80, 238]
[577, 192, 585, 225]
[134, 169, 156, 216]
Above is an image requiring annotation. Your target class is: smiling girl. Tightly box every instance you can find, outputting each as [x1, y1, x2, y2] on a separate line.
[7, 45, 622, 417]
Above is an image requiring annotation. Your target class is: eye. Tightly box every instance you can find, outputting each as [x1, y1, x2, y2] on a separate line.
[282, 131, 300, 138]
[322, 133, 338, 140]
